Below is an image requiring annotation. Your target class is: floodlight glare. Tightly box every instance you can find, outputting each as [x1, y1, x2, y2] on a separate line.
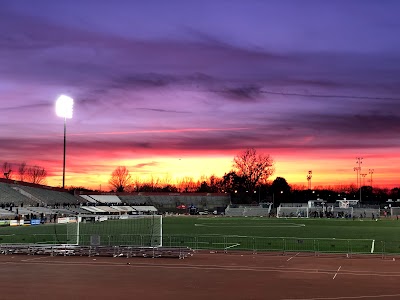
[56, 95, 74, 119]
[55, 94, 74, 189]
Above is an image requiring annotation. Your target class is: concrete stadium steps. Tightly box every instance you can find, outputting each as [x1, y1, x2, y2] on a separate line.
[118, 194, 230, 211]
[15, 185, 78, 205]
[224, 205, 272, 217]
[225, 207, 245, 216]
[0, 182, 38, 205]
[244, 207, 271, 216]
[277, 206, 309, 218]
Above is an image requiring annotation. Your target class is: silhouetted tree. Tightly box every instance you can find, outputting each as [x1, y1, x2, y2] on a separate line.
[177, 177, 198, 193]
[26, 165, 47, 184]
[271, 177, 291, 194]
[18, 162, 27, 181]
[233, 148, 274, 192]
[2, 162, 13, 179]
[221, 171, 246, 194]
[108, 166, 132, 192]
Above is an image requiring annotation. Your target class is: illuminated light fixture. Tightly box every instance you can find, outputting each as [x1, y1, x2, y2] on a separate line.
[56, 95, 74, 119]
[56, 95, 74, 189]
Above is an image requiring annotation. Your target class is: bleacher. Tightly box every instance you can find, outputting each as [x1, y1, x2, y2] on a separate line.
[131, 206, 158, 213]
[0, 182, 37, 205]
[0, 208, 15, 217]
[353, 208, 380, 218]
[244, 206, 271, 216]
[277, 205, 309, 218]
[79, 195, 97, 203]
[224, 206, 245, 216]
[16, 185, 78, 205]
[118, 193, 230, 212]
[87, 195, 121, 204]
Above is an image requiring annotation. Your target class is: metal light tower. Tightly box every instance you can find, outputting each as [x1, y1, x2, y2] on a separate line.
[360, 173, 367, 187]
[369, 169, 374, 187]
[360, 173, 367, 202]
[353, 167, 359, 188]
[355, 157, 363, 188]
[354, 157, 363, 202]
[56, 95, 74, 189]
[307, 170, 312, 190]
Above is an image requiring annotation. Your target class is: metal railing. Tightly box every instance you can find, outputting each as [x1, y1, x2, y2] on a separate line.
[1, 233, 400, 255]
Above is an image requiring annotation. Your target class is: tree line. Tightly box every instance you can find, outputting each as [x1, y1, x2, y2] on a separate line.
[106, 148, 400, 204]
[3, 148, 400, 204]
[1, 162, 47, 185]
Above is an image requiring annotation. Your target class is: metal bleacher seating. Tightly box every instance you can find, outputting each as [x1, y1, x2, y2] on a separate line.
[16, 185, 78, 205]
[0, 182, 38, 206]
[224, 206, 245, 216]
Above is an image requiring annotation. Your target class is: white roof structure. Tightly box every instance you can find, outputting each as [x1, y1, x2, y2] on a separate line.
[131, 205, 157, 212]
[88, 195, 121, 204]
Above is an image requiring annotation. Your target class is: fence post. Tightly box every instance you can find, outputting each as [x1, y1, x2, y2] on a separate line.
[224, 236, 227, 253]
[283, 238, 286, 255]
[313, 239, 316, 256]
[347, 240, 351, 258]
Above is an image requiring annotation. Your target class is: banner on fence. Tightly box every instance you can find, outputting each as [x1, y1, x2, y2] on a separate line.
[57, 217, 69, 224]
[0, 220, 10, 226]
[30, 219, 40, 225]
[10, 220, 18, 226]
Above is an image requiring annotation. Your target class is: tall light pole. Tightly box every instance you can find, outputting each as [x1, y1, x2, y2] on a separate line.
[307, 170, 312, 190]
[369, 169, 374, 187]
[355, 157, 363, 188]
[360, 173, 367, 202]
[56, 95, 74, 189]
[353, 167, 359, 188]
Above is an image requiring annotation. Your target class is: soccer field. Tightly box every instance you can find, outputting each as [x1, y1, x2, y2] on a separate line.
[162, 216, 400, 254]
[1, 217, 400, 254]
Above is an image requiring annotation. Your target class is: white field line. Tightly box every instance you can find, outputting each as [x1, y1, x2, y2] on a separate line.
[194, 224, 305, 228]
[287, 252, 300, 261]
[4, 260, 400, 279]
[21, 256, 50, 262]
[371, 240, 375, 253]
[225, 243, 241, 250]
[333, 266, 341, 279]
[282, 293, 400, 300]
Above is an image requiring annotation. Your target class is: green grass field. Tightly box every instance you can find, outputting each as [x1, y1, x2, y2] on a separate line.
[1, 217, 400, 254]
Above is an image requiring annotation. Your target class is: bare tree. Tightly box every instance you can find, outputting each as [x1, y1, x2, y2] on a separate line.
[108, 166, 132, 192]
[2, 162, 13, 179]
[26, 165, 47, 184]
[233, 148, 274, 192]
[18, 162, 27, 181]
[177, 176, 198, 192]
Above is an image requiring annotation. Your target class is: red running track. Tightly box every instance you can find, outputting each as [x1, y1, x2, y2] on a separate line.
[0, 252, 400, 300]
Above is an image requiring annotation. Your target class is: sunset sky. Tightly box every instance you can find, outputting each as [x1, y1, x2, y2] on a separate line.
[1, 0, 400, 189]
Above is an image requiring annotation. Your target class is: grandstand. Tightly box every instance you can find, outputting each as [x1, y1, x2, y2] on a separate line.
[100, 192, 230, 212]
[225, 204, 271, 217]
[277, 204, 309, 218]
[0, 181, 38, 206]
[83, 195, 121, 204]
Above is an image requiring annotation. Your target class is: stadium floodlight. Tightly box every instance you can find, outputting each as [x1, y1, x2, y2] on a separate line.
[56, 95, 74, 189]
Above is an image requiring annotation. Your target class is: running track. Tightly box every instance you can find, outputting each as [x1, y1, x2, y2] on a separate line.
[0, 252, 399, 299]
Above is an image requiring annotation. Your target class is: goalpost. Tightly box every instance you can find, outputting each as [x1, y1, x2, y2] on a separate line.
[65, 215, 163, 247]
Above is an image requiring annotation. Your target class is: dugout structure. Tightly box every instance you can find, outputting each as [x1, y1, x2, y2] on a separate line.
[62, 215, 163, 247]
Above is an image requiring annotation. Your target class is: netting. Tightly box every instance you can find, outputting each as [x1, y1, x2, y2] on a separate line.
[277, 207, 308, 218]
[62, 215, 162, 247]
